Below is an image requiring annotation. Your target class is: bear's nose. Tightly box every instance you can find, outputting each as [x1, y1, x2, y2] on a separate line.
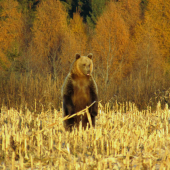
[87, 70, 90, 74]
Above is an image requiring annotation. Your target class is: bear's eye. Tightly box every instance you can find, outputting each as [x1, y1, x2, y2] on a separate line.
[83, 64, 86, 67]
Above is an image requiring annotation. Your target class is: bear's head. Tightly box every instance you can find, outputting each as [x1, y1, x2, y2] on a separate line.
[71, 53, 93, 77]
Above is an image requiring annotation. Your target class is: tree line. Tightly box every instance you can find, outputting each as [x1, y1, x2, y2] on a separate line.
[1, 0, 170, 111]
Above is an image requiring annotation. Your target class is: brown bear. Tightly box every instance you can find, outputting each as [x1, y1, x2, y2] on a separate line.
[61, 53, 98, 131]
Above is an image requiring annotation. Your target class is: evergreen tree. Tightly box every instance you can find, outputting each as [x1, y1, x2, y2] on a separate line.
[79, 0, 91, 22]
[87, 0, 108, 28]
[60, 0, 78, 19]
[61, 0, 91, 22]
[61, 0, 109, 26]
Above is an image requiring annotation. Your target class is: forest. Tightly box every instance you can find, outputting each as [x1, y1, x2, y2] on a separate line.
[1, 0, 170, 111]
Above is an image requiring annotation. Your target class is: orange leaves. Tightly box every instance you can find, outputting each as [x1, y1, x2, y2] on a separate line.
[119, 0, 141, 30]
[145, 0, 170, 60]
[134, 21, 163, 76]
[133, 0, 170, 78]
[70, 12, 85, 35]
[0, 0, 23, 70]
[32, 0, 67, 57]
[60, 12, 88, 74]
[92, 1, 130, 82]
[30, 0, 88, 75]
[0, 0, 23, 49]
[69, 12, 87, 54]
[0, 0, 168, 81]
[31, 0, 68, 72]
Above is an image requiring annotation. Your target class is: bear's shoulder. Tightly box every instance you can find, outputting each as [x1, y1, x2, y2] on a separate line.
[61, 73, 73, 97]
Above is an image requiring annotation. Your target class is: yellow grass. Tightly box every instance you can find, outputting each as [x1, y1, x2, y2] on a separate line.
[0, 102, 170, 169]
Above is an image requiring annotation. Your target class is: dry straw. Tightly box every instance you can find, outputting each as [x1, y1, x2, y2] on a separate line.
[0, 101, 170, 169]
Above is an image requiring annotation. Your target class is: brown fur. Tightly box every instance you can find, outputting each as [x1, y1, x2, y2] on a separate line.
[62, 53, 98, 130]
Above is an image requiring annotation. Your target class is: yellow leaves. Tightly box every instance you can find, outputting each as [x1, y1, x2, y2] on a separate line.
[132, 0, 170, 78]
[119, 0, 141, 28]
[31, 0, 68, 70]
[0, 0, 19, 17]
[70, 12, 86, 35]
[0, 49, 11, 69]
[95, 2, 129, 55]
[32, 0, 67, 43]
[69, 12, 87, 54]
[0, 0, 23, 70]
[92, 1, 130, 81]
[145, 0, 170, 59]
[31, 0, 88, 73]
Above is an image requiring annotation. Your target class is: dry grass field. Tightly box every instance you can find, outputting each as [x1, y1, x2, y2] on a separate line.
[0, 102, 170, 169]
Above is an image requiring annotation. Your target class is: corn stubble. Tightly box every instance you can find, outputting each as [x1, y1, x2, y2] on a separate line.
[0, 102, 170, 169]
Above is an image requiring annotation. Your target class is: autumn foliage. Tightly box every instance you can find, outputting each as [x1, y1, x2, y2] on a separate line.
[92, 2, 130, 82]
[0, 0, 170, 110]
[30, 0, 68, 75]
[69, 12, 88, 54]
[0, 0, 23, 70]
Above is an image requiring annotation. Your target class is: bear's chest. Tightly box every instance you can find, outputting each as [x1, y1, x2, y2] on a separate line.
[72, 78, 91, 111]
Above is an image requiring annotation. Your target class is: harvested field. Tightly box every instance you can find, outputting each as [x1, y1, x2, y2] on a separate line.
[0, 102, 170, 169]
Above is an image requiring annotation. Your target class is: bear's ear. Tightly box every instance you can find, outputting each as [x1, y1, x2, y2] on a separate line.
[75, 53, 81, 60]
[87, 53, 93, 59]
